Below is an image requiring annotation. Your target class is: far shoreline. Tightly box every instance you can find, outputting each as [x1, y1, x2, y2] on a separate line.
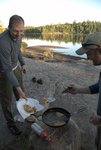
[22, 45, 88, 63]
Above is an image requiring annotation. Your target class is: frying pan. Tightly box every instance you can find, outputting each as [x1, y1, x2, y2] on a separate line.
[42, 107, 71, 127]
[41, 106, 86, 128]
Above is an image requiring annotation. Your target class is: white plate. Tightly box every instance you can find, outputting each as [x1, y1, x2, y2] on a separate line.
[16, 98, 44, 119]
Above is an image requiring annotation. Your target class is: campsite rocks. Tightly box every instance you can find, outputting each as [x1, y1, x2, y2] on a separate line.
[0, 56, 99, 150]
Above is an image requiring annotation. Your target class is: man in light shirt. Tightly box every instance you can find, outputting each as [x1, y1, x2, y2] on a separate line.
[0, 15, 26, 135]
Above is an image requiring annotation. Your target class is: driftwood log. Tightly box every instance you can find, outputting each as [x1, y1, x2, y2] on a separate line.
[28, 119, 81, 150]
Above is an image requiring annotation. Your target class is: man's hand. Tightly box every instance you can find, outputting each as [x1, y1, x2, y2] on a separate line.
[62, 84, 79, 94]
[16, 86, 26, 99]
[62, 84, 90, 94]
[21, 65, 26, 74]
[89, 114, 101, 126]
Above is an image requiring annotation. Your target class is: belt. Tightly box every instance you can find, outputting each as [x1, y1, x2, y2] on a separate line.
[12, 65, 18, 71]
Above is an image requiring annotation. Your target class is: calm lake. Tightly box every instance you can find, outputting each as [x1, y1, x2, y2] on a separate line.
[23, 37, 86, 59]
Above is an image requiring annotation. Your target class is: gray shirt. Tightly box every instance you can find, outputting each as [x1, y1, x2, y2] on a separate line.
[0, 29, 25, 87]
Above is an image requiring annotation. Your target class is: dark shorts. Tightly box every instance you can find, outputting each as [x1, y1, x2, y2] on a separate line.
[95, 127, 101, 150]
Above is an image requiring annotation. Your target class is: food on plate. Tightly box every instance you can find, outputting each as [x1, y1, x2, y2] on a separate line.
[41, 97, 49, 106]
[26, 115, 37, 122]
[23, 104, 36, 113]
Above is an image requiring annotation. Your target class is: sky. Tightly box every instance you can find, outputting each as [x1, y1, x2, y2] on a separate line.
[0, 0, 101, 27]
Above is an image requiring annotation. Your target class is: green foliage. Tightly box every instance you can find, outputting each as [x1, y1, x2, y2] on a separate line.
[0, 25, 5, 33]
[24, 21, 101, 35]
[24, 26, 41, 34]
[21, 41, 28, 50]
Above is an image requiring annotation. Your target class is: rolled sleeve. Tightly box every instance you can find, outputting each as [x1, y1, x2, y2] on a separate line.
[89, 83, 99, 94]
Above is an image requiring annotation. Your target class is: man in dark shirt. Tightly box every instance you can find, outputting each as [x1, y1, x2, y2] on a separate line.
[0, 15, 26, 135]
[62, 32, 101, 150]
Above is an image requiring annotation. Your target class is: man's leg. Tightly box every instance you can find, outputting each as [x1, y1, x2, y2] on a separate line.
[0, 74, 21, 135]
[0, 74, 15, 126]
[95, 127, 101, 150]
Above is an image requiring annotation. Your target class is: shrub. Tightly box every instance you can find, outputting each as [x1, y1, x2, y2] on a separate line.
[21, 41, 28, 50]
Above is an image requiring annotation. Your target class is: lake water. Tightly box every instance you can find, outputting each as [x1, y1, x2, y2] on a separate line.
[23, 38, 86, 59]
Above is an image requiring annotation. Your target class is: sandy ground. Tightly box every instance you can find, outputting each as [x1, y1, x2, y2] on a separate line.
[0, 56, 100, 150]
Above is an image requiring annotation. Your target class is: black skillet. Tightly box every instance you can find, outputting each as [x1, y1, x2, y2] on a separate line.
[42, 107, 71, 128]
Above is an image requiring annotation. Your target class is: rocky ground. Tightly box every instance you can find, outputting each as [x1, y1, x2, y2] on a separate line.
[0, 47, 100, 149]
[23, 57, 99, 150]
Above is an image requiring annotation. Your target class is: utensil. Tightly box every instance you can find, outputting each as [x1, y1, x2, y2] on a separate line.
[42, 106, 86, 128]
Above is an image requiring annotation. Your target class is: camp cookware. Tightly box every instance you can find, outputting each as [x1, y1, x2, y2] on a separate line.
[42, 107, 86, 127]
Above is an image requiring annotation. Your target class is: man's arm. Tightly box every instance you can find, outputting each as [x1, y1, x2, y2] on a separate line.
[62, 82, 99, 95]
[18, 49, 26, 73]
[0, 44, 20, 87]
[0, 44, 26, 99]
[62, 84, 91, 94]
[89, 83, 99, 94]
